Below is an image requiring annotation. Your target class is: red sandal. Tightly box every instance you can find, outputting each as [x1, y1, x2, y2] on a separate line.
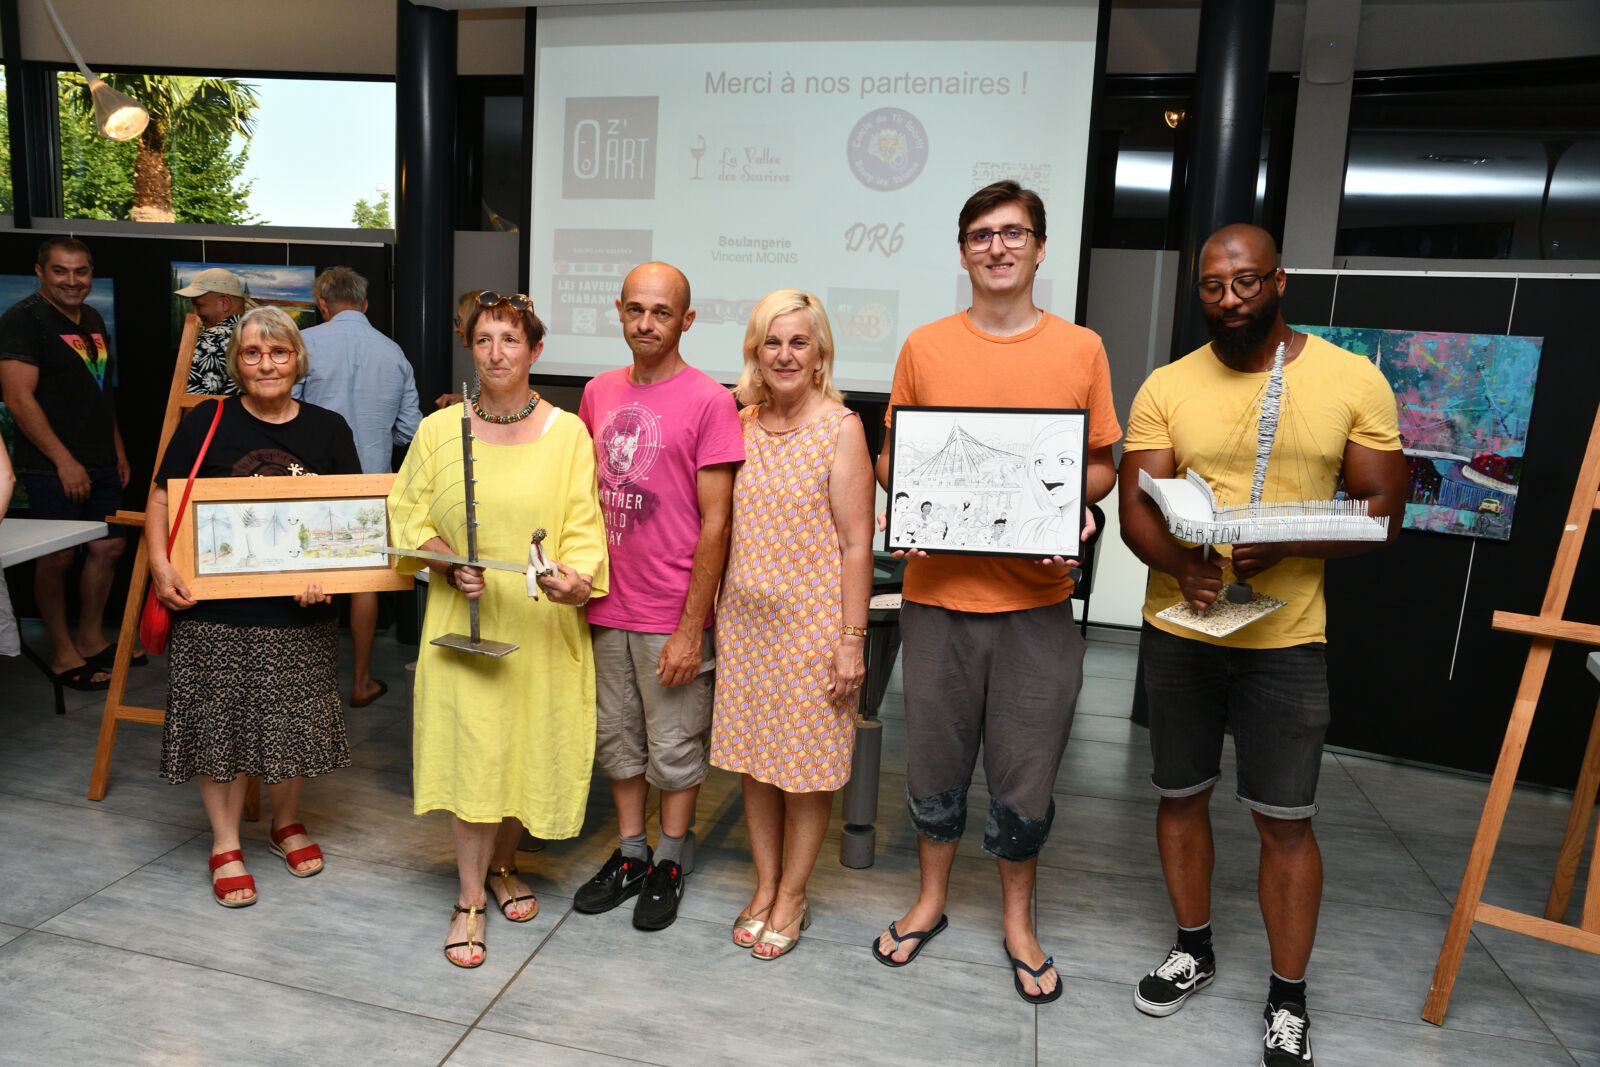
[209, 850, 257, 908]
[268, 822, 324, 878]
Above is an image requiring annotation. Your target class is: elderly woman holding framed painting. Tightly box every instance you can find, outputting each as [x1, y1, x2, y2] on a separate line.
[710, 289, 875, 960]
[145, 306, 362, 908]
[388, 292, 608, 968]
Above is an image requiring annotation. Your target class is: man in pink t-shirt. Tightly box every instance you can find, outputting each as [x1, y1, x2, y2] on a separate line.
[574, 262, 744, 931]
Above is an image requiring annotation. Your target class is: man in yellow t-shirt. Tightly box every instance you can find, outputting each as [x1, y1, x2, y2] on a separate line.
[870, 182, 1122, 1005]
[1119, 224, 1406, 1066]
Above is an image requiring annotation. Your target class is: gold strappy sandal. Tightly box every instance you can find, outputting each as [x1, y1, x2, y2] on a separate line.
[732, 903, 773, 947]
[445, 904, 487, 968]
[752, 900, 811, 961]
[486, 866, 539, 922]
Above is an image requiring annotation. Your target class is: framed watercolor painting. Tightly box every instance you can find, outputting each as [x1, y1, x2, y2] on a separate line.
[168, 474, 412, 598]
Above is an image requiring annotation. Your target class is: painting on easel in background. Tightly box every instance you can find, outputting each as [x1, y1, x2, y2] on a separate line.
[169, 262, 316, 349]
[1296, 325, 1543, 540]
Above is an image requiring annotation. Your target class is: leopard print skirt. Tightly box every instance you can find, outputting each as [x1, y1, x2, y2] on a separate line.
[161, 616, 351, 785]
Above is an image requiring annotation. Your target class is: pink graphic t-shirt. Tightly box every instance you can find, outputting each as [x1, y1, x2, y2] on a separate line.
[578, 364, 745, 632]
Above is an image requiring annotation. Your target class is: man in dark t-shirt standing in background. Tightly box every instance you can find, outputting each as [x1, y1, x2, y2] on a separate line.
[0, 237, 130, 690]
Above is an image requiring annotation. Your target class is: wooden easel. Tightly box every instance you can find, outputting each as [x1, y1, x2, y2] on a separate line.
[1423, 403, 1600, 1024]
[87, 313, 258, 817]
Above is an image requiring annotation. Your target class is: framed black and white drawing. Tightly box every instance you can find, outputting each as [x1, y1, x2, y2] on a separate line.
[885, 406, 1088, 558]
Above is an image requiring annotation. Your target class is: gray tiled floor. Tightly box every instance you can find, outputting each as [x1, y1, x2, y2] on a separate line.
[1, 621, 1596, 1066]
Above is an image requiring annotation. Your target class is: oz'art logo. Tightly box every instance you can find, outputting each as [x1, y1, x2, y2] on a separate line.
[846, 108, 928, 191]
[563, 97, 659, 199]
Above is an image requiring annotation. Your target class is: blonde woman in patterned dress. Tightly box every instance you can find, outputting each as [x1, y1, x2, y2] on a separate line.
[710, 290, 874, 960]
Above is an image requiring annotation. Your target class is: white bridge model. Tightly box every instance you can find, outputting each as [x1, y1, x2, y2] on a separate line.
[1138, 468, 1389, 546]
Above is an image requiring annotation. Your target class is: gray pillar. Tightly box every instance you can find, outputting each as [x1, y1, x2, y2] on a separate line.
[1168, 0, 1276, 360]
[395, 1, 458, 402]
[1280, 0, 1361, 268]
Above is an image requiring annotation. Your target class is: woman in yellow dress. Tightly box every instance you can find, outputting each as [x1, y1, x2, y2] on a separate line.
[388, 292, 607, 968]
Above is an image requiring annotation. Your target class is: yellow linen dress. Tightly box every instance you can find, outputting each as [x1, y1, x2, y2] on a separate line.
[388, 406, 609, 836]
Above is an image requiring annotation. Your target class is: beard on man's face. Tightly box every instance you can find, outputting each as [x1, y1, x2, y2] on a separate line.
[1204, 288, 1280, 360]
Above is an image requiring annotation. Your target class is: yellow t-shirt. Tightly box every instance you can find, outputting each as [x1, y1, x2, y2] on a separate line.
[886, 311, 1123, 613]
[1124, 335, 1400, 648]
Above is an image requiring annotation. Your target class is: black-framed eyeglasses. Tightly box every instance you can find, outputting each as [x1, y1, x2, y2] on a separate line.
[478, 291, 535, 312]
[1195, 271, 1278, 304]
[962, 226, 1037, 252]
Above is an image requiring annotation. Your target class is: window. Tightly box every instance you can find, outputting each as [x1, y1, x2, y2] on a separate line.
[57, 72, 395, 229]
[1095, 75, 1296, 251]
[1337, 59, 1600, 260]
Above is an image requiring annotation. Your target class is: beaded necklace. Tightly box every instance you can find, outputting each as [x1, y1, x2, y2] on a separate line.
[471, 389, 540, 424]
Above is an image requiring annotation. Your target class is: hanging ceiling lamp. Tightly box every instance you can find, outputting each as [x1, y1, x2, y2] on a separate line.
[40, 0, 149, 141]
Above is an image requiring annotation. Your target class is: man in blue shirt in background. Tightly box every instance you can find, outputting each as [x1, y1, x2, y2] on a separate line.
[297, 265, 421, 708]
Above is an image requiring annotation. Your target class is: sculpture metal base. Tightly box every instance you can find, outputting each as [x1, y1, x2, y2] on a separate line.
[431, 633, 519, 657]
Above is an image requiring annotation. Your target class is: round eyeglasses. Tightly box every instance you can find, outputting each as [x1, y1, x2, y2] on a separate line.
[1195, 271, 1278, 304]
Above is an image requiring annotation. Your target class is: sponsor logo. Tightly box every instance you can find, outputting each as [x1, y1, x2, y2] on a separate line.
[970, 162, 1053, 199]
[548, 229, 652, 336]
[683, 126, 794, 187]
[563, 97, 658, 199]
[847, 108, 929, 191]
[843, 221, 905, 259]
[827, 288, 899, 358]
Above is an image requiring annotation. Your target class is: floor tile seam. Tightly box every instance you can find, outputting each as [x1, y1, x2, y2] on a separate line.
[439, 908, 580, 1065]
[450, 1025, 670, 1067]
[0, 784, 213, 833]
[16, 926, 482, 1029]
[15, 828, 206, 932]
[1061, 971, 1564, 1045]
[1330, 764, 1462, 914]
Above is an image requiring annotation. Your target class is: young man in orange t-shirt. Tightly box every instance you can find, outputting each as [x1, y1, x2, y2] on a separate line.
[871, 182, 1122, 1003]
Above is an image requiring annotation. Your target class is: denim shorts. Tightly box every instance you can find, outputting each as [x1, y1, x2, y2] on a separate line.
[1141, 623, 1330, 820]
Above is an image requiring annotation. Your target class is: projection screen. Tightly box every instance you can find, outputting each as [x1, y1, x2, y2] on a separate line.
[529, 1, 1102, 393]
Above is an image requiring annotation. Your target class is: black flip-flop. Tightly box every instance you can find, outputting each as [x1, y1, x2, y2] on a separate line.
[51, 662, 110, 691]
[1005, 940, 1063, 1004]
[88, 644, 147, 669]
[871, 913, 948, 967]
[350, 679, 389, 708]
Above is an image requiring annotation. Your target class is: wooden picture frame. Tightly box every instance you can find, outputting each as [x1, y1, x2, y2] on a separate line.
[169, 474, 413, 599]
[886, 406, 1089, 559]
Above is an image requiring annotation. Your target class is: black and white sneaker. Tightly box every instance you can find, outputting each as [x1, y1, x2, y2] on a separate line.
[1133, 945, 1216, 1017]
[1260, 1002, 1314, 1066]
[573, 849, 650, 914]
[632, 858, 685, 931]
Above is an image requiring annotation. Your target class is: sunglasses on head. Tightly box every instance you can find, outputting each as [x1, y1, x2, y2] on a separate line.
[477, 291, 535, 313]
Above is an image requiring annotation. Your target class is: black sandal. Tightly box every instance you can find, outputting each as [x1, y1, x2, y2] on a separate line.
[871, 913, 948, 967]
[486, 866, 538, 922]
[1005, 940, 1063, 1004]
[445, 904, 487, 968]
[51, 662, 110, 691]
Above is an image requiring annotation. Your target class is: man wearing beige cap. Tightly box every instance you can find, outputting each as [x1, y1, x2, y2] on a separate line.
[175, 267, 254, 395]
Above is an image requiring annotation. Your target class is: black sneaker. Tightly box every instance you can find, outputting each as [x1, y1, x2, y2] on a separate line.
[1133, 944, 1216, 1017]
[631, 858, 685, 931]
[1260, 1002, 1314, 1066]
[572, 849, 650, 914]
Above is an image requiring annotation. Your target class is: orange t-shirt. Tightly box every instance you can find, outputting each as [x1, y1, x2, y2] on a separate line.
[885, 311, 1122, 613]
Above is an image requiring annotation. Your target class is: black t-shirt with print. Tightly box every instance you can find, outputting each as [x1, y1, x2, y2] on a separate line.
[158, 397, 362, 627]
[0, 292, 117, 475]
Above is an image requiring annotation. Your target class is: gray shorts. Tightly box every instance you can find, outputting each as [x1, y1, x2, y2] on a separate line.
[900, 599, 1083, 861]
[592, 625, 715, 792]
[1141, 623, 1330, 820]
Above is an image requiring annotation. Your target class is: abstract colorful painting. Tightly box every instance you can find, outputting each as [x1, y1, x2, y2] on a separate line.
[1295, 325, 1542, 540]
